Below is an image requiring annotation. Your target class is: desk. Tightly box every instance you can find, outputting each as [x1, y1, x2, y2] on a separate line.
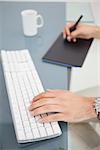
[70, 3, 100, 92]
[0, 2, 68, 150]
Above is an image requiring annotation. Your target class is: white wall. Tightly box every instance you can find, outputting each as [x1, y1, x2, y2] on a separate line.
[66, 2, 93, 22]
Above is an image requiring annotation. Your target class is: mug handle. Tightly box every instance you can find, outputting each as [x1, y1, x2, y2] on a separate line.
[36, 14, 44, 28]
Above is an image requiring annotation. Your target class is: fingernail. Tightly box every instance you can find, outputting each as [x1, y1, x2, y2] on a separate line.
[38, 119, 43, 123]
[31, 99, 35, 103]
[30, 111, 34, 116]
[67, 36, 71, 41]
[28, 107, 31, 111]
[31, 100, 33, 103]
[28, 105, 32, 111]
[73, 38, 77, 42]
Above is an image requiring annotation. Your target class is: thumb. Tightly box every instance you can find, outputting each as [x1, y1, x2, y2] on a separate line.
[71, 30, 80, 38]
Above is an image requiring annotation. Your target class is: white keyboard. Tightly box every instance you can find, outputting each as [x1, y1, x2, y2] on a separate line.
[1, 49, 62, 143]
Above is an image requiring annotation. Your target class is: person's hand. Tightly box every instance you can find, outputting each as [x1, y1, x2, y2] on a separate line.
[29, 90, 96, 123]
[63, 23, 95, 42]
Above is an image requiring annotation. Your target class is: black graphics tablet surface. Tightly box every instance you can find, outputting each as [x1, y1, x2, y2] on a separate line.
[42, 33, 93, 67]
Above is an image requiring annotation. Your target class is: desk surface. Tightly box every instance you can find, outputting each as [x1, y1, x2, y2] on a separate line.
[0, 2, 68, 150]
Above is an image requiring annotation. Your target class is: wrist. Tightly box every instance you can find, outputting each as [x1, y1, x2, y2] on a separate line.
[90, 97, 97, 117]
[92, 26, 100, 39]
[84, 97, 97, 120]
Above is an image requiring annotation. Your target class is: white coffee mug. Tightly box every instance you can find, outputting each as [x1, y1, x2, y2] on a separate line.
[21, 9, 44, 36]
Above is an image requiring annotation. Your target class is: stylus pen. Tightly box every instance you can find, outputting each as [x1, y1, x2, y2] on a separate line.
[70, 15, 83, 32]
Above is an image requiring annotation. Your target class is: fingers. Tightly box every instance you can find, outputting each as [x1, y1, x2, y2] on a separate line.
[71, 30, 80, 39]
[30, 104, 63, 116]
[64, 22, 81, 42]
[63, 25, 71, 41]
[39, 113, 65, 123]
[63, 23, 75, 41]
[63, 26, 70, 39]
[63, 27, 67, 39]
[73, 38, 77, 42]
[29, 97, 58, 111]
[32, 91, 55, 103]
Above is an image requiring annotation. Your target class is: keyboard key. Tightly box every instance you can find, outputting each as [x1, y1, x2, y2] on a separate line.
[51, 124, 61, 135]
[17, 130, 26, 141]
[26, 132, 33, 140]
[32, 127, 40, 138]
[31, 122, 37, 128]
[45, 127, 54, 136]
[39, 127, 47, 137]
